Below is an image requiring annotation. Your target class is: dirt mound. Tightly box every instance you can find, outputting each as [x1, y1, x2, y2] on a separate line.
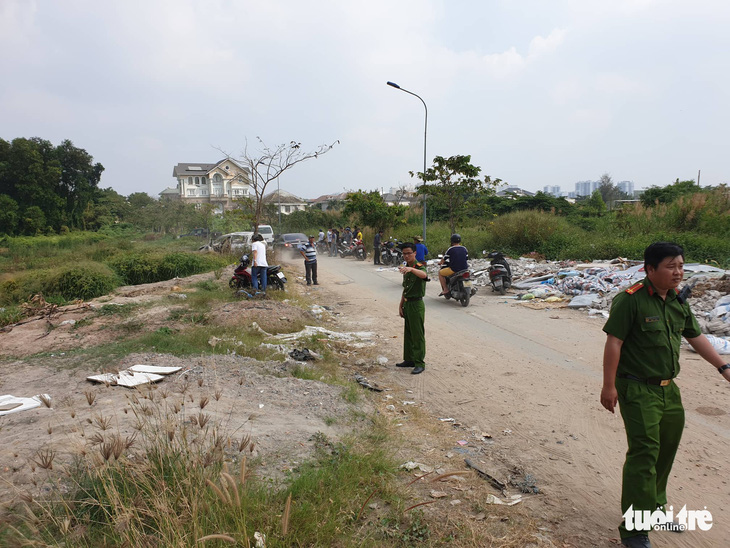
[209, 299, 314, 333]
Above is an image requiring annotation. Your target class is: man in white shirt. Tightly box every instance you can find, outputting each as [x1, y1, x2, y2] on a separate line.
[251, 234, 268, 292]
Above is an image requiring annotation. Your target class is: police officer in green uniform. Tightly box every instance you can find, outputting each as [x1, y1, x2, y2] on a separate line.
[600, 242, 730, 548]
[396, 242, 428, 375]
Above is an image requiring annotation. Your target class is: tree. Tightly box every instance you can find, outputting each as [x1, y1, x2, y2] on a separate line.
[226, 138, 338, 234]
[585, 189, 607, 215]
[0, 194, 19, 235]
[412, 155, 500, 234]
[22, 205, 47, 235]
[597, 173, 622, 210]
[640, 179, 701, 207]
[343, 190, 407, 231]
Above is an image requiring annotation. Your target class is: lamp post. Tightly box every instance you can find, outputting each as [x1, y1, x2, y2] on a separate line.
[387, 81, 428, 244]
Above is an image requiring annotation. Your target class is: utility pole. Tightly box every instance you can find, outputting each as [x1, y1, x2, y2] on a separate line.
[697, 170, 701, 187]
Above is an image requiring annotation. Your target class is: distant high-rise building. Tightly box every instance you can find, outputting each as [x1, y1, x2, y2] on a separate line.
[575, 180, 593, 197]
[543, 185, 561, 197]
[617, 180, 635, 196]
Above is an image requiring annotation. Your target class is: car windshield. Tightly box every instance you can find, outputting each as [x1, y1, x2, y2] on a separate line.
[283, 234, 307, 242]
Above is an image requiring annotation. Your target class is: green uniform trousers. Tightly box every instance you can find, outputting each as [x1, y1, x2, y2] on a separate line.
[403, 300, 426, 368]
[616, 377, 684, 538]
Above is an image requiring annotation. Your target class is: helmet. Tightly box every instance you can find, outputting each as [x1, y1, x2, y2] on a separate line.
[450, 233, 461, 244]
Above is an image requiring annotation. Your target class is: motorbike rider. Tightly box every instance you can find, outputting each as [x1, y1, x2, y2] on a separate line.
[438, 234, 468, 297]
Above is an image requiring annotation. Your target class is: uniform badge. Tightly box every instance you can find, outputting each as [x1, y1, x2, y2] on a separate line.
[644, 316, 660, 323]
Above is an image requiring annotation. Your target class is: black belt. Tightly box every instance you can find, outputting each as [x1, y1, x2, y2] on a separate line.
[403, 297, 422, 302]
[617, 373, 673, 387]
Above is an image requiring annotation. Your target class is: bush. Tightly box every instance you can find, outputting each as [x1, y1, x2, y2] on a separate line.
[108, 252, 227, 285]
[51, 262, 120, 301]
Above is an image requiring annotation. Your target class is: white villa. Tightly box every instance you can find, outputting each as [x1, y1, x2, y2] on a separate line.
[263, 189, 308, 215]
[161, 159, 252, 212]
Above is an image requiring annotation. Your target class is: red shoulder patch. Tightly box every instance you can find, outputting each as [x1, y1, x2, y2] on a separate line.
[625, 282, 644, 295]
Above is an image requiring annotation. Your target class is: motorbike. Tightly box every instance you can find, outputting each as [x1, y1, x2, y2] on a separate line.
[353, 238, 367, 261]
[483, 250, 512, 295]
[380, 239, 403, 266]
[338, 240, 355, 258]
[442, 268, 477, 307]
[316, 239, 329, 254]
[229, 254, 287, 291]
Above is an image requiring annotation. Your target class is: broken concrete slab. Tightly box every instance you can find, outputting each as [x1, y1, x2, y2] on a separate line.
[0, 394, 51, 416]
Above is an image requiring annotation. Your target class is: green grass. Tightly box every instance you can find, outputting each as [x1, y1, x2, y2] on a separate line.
[0, 389, 408, 548]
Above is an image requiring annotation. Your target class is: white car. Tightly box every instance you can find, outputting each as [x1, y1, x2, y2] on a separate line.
[255, 225, 275, 244]
[212, 232, 255, 252]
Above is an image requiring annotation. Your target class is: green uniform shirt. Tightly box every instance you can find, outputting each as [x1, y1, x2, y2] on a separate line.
[402, 262, 427, 299]
[603, 278, 701, 379]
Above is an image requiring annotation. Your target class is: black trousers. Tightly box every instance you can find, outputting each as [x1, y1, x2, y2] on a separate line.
[305, 261, 318, 284]
[374, 245, 381, 264]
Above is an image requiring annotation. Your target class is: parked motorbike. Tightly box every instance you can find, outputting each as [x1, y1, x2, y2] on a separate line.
[229, 254, 287, 291]
[353, 238, 367, 261]
[483, 250, 512, 295]
[442, 268, 476, 307]
[380, 239, 403, 265]
[316, 239, 329, 254]
[338, 240, 355, 258]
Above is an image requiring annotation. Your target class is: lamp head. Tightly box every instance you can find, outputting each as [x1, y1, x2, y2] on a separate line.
[386, 81, 400, 89]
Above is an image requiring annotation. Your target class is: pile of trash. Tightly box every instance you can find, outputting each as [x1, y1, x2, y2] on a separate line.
[455, 255, 730, 339]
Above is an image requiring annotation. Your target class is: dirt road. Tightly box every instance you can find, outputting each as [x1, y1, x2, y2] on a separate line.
[296, 254, 730, 547]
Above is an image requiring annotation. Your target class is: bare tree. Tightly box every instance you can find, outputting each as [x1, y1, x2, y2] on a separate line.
[394, 184, 412, 205]
[221, 138, 338, 232]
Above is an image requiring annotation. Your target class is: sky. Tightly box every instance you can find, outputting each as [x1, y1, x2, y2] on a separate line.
[2, 0, 729, 200]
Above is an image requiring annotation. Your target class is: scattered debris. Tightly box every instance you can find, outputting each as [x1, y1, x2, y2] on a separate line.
[0, 394, 52, 416]
[430, 490, 448, 498]
[513, 473, 540, 494]
[354, 374, 383, 392]
[289, 348, 317, 361]
[464, 459, 507, 491]
[87, 365, 182, 387]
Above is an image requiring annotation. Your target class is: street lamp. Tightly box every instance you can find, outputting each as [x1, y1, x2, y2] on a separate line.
[387, 81, 428, 244]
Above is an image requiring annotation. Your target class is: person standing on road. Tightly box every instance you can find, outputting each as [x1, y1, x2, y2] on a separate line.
[373, 230, 383, 265]
[397, 242, 428, 375]
[326, 228, 333, 250]
[414, 236, 428, 262]
[600, 242, 730, 548]
[299, 235, 318, 286]
[250, 234, 268, 292]
[332, 227, 340, 256]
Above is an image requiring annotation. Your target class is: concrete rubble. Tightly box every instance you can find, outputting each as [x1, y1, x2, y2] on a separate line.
[429, 255, 730, 339]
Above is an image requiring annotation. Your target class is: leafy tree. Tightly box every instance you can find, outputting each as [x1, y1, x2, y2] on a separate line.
[412, 155, 500, 233]
[585, 190, 607, 215]
[0, 137, 103, 232]
[224, 138, 338, 234]
[343, 190, 406, 231]
[56, 139, 104, 227]
[127, 192, 155, 210]
[640, 179, 701, 207]
[22, 205, 47, 234]
[597, 173, 622, 210]
[0, 194, 19, 235]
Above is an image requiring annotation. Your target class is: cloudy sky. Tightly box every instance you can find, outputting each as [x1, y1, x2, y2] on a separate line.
[2, 0, 729, 199]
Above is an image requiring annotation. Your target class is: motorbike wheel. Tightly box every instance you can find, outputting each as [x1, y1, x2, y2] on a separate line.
[460, 292, 471, 307]
[498, 284, 506, 295]
[229, 277, 241, 289]
[381, 254, 391, 266]
[269, 277, 285, 291]
[357, 249, 366, 261]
